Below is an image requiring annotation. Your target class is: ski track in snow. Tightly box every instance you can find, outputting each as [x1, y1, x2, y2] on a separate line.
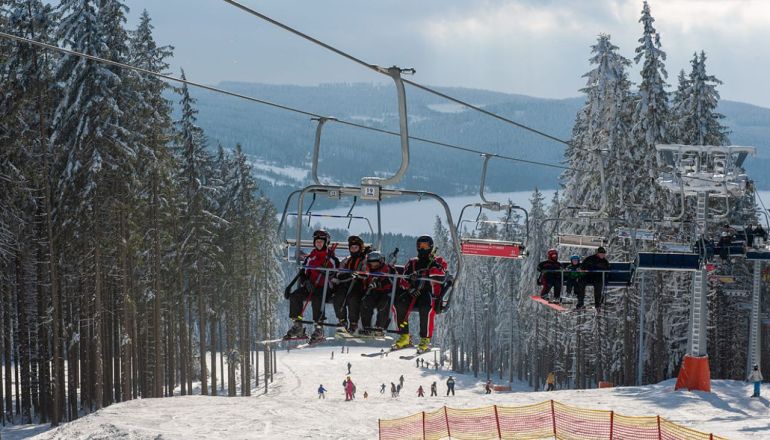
[5, 345, 769, 439]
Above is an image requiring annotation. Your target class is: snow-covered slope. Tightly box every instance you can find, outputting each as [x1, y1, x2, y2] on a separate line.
[18, 345, 770, 439]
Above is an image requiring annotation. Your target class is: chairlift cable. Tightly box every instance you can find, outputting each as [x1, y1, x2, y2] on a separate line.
[0, 30, 576, 173]
[220, 0, 733, 186]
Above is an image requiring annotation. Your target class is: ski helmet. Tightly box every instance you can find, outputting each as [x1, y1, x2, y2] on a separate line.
[416, 235, 434, 257]
[596, 246, 607, 254]
[570, 255, 580, 262]
[547, 249, 558, 260]
[347, 235, 364, 251]
[312, 229, 330, 248]
[366, 251, 384, 267]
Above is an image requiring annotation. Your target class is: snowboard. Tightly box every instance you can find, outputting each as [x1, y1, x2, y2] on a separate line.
[530, 295, 567, 312]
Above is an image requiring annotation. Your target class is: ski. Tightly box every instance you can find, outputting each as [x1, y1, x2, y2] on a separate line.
[295, 336, 334, 349]
[362, 345, 412, 358]
[530, 295, 567, 312]
[257, 336, 308, 345]
[399, 348, 439, 361]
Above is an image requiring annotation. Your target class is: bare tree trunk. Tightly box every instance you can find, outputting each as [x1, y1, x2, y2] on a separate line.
[151, 176, 162, 398]
[94, 213, 104, 410]
[198, 278, 208, 396]
[120, 213, 132, 401]
[210, 318, 217, 396]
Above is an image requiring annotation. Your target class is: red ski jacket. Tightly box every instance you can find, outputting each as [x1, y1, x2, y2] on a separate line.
[403, 256, 447, 297]
[303, 248, 340, 288]
[364, 263, 398, 295]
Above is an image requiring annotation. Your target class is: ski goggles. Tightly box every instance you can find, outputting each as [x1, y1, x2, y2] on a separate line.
[367, 261, 382, 270]
[417, 242, 431, 250]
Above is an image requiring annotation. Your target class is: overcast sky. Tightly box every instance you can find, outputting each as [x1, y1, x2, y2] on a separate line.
[124, 0, 770, 108]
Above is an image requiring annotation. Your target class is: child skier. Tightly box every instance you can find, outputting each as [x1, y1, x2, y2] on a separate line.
[430, 382, 437, 396]
[546, 372, 556, 391]
[417, 386, 425, 397]
[344, 377, 355, 401]
[360, 251, 398, 336]
[749, 364, 763, 397]
[318, 384, 327, 399]
[537, 249, 563, 303]
[564, 255, 584, 299]
[331, 235, 369, 335]
[446, 376, 456, 396]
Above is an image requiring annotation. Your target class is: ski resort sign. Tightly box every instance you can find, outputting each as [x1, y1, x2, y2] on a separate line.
[461, 239, 524, 259]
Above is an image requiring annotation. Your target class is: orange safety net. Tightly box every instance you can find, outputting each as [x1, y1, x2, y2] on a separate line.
[675, 355, 711, 392]
[379, 400, 728, 440]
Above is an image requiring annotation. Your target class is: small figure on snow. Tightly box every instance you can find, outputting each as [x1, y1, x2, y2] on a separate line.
[580, 247, 610, 309]
[446, 376, 456, 396]
[399, 375, 405, 388]
[537, 249, 563, 303]
[284, 230, 340, 343]
[331, 351, 334, 360]
[396, 383, 402, 397]
[318, 384, 327, 399]
[363, 391, 368, 399]
[485, 379, 492, 394]
[380, 383, 386, 394]
[393, 236, 449, 353]
[430, 381, 437, 397]
[748, 364, 763, 398]
[415, 358, 420, 368]
[546, 372, 556, 391]
[417, 385, 425, 397]
[347, 361, 352, 375]
[344, 376, 355, 401]
[390, 382, 397, 398]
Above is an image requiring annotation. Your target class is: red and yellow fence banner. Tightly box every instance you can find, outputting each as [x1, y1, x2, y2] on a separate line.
[378, 400, 728, 440]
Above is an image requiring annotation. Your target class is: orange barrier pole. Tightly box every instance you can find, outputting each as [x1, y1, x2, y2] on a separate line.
[609, 410, 614, 440]
[657, 415, 661, 440]
[422, 412, 426, 440]
[378, 419, 382, 440]
[444, 406, 451, 438]
[550, 400, 557, 437]
[493, 405, 502, 439]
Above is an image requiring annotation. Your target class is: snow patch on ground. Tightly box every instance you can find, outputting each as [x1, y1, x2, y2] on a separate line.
[248, 159, 308, 182]
[19, 345, 770, 439]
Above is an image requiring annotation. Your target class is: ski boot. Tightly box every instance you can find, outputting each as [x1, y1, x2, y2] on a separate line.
[335, 320, 352, 337]
[416, 337, 431, 353]
[310, 325, 325, 344]
[371, 328, 385, 338]
[283, 321, 306, 340]
[392, 333, 411, 350]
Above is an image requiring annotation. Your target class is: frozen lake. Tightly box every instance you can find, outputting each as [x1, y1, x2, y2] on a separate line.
[311, 190, 770, 236]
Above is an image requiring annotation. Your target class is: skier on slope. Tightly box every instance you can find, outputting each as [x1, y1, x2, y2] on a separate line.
[430, 382, 437, 396]
[485, 379, 492, 394]
[579, 247, 610, 310]
[344, 377, 355, 401]
[380, 383, 386, 394]
[390, 382, 397, 398]
[748, 364, 763, 398]
[537, 249, 563, 303]
[284, 230, 340, 342]
[318, 384, 327, 399]
[446, 376, 456, 396]
[393, 236, 448, 352]
[417, 386, 425, 397]
[564, 255, 585, 299]
[331, 235, 370, 335]
[546, 372, 556, 391]
[359, 251, 398, 337]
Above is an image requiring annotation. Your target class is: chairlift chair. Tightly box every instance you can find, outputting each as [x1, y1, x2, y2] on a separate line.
[456, 154, 529, 259]
[277, 66, 461, 319]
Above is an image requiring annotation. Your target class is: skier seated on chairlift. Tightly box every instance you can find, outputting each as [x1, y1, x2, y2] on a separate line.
[360, 251, 398, 337]
[718, 223, 737, 260]
[578, 246, 610, 310]
[747, 223, 768, 248]
[564, 255, 585, 299]
[537, 249, 563, 303]
[392, 235, 448, 352]
[284, 229, 340, 343]
[330, 235, 370, 336]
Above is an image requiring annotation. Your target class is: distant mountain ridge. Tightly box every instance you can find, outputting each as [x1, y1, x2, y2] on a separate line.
[184, 82, 770, 206]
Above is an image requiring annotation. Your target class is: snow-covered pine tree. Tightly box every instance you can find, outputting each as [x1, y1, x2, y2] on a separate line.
[676, 52, 730, 146]
[174, 70, 221, 395]
[632, 0, 669, 209]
